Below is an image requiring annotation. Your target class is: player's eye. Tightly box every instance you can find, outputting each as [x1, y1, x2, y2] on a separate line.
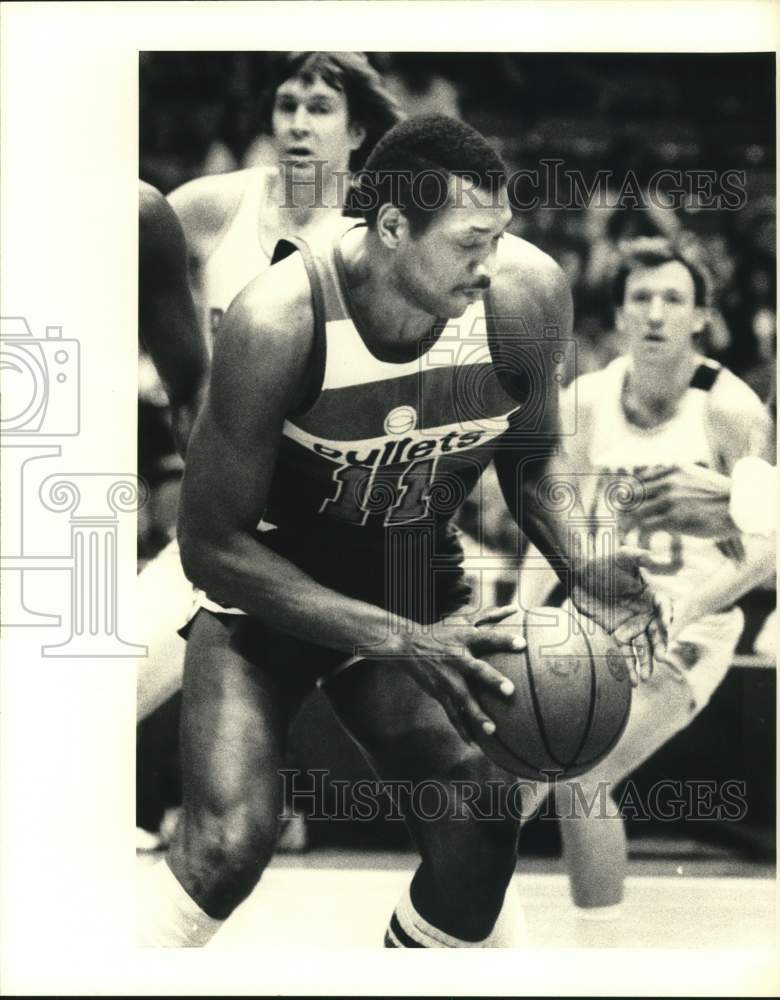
[308, 101, 333, 114]
[275, 99, 297, 113]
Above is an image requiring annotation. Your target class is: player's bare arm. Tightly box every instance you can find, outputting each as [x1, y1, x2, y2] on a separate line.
[491, 239, 667, 677]
[178, 255, 521, 742]
[166, 169, 254, 269]
[139, 180, 208, 455]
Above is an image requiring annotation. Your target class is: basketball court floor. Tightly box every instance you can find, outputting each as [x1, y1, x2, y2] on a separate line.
[137, 847, 776, 951]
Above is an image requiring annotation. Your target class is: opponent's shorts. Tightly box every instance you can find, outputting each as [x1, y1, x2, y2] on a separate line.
[182, 521, 473, 682]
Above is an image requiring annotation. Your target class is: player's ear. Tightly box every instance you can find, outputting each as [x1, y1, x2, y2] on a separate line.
[348, 121, 366, 153]
[614, 306, 626, 335]
[691, 306, 708, 336]
[376, 205, 408, 248]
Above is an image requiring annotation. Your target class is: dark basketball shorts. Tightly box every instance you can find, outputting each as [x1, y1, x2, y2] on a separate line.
[181, 520, 473, 687]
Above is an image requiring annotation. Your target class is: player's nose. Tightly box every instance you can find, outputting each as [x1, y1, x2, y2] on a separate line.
[291, 106, 311, 133]
[648, 296, 664, 323]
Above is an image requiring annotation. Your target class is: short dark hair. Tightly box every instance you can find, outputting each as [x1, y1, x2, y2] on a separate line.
[355, 114, 508, 235]
[260, 51, 402, 171]
[611, 237, 712, 308]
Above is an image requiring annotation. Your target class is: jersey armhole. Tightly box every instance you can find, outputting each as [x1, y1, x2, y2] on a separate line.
[272, 238, 327, 416]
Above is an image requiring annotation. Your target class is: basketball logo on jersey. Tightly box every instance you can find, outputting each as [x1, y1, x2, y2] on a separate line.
[384, 405, 417, 436]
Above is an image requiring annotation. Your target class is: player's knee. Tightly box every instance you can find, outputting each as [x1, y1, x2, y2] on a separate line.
[177, 804, 279, 915]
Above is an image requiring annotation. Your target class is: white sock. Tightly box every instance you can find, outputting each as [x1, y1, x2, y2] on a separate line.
[137, 859, 224, 948]
[574, 901, 623, 921]
[484, 883, 528, 947]
[385, 883, 527, 948]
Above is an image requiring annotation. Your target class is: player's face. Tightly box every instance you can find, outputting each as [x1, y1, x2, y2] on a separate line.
[271, 74, 365, 180]
[617, 261, 705, 364]
[396, 179, 513, 318]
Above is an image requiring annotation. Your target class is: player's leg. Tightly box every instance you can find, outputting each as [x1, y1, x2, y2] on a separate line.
[137, 609, 323, 946]
[542, 615, 741, 912]
[136, 539, 193, 721]
[325, 659, 523, 947]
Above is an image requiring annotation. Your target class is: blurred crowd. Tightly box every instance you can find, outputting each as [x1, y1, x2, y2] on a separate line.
[139, 51, 776, 561]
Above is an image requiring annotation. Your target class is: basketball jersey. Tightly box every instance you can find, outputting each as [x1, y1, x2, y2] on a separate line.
[200, 167, 355, 346]
[584, 355, 736, 605]
[263, 229, 531, 544]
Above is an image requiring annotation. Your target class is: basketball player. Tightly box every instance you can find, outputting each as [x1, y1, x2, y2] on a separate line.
[137, 53, 401, 721]
[137, 115, 668, 949]
[137, 181, 208, 718]
[521, 237, 774, 918]
[168, 51, 402, 347]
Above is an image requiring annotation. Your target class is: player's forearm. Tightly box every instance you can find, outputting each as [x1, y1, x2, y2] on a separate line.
[179, 528, 409, 658]
[675, 539, 776, 631]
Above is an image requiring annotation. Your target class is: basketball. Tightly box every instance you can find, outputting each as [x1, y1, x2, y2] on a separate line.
[477, 606, 632, 780]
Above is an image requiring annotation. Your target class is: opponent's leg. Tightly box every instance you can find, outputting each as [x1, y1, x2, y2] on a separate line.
[137, 610, 317, 946]
[326, 660, 522, 947]
[136, 539, 193, 721]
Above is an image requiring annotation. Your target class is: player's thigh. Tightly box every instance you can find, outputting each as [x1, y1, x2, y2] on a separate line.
[179, 609, 340, 818]
[325, 657, 490, 785]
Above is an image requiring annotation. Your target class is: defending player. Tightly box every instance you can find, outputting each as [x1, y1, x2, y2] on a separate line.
[137, 115, 667, 949]
[137, 181, 208, 718]
[137, 53, 401, 721]
[522, 237, 775, 917]
[168, 51, 402, 347]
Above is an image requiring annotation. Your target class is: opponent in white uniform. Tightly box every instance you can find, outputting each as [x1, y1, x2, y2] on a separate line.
[519, 237, 774, 918]
[137, 53, 400, 721]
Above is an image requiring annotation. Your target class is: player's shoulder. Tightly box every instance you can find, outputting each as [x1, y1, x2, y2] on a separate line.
[703, 360, 772, 464]
[167, 166, 273, 249]
[708, 361, 767, 419]
[495, 233, 571, 305]
[218, 248, 314, 359]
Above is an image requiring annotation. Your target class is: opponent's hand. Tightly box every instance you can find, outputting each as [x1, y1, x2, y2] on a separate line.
[569, 546, 671, 686]
[627, 464, 736, 539]
[393, 604, 525, 746]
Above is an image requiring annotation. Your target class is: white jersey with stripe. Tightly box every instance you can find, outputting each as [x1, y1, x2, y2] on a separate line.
[584, 355, 737, 607]
[199, 167, 355, 347]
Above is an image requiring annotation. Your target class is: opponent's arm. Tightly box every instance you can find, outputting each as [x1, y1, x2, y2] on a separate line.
[139, 181, 208, 455]
[668, 374, 777, 633]
[178, 264, 520, 742]
[492, 248, 667, 676]
[670, 537, 775, 639]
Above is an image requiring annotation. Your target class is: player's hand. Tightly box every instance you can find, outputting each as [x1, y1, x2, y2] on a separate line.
[569, 546, 671, 686]
[393, 604, 524, 746]
[628, 464, 736, 539]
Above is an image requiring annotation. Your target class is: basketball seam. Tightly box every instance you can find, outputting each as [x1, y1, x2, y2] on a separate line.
[575, 688, 631, 769]
[570, 612, 598, 765]
[489, 727, 549, 778]
[523, 607, 567, 770]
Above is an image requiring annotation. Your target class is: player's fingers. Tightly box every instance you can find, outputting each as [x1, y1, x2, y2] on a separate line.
[632, 636, 652, 682]
[437, 692, 474, 745]
[635, 465, 678, 483]
[467, 626, 526, 657]
[460, 687, 499, 740]
[471, 604, 520, 627]
[615, 544, 655, 568]
[463, 655, 516, 698]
